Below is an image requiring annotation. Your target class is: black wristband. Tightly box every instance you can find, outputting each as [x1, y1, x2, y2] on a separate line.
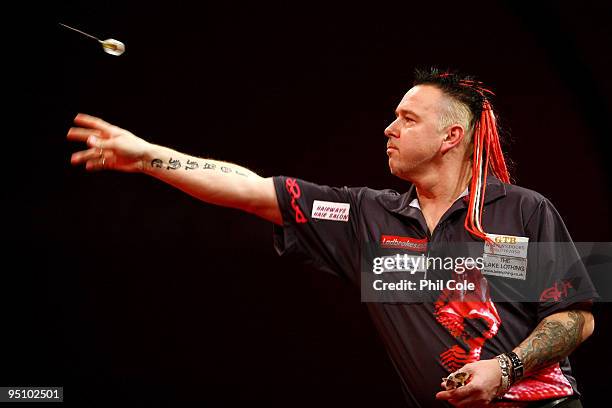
[505, 351, 524, 382]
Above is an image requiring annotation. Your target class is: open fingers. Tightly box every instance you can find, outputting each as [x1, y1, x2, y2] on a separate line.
[85, 156, 107, 171]
[71, 147, 106, 165]
[68, 128, 116, 153]
[73, 113, 116, 133]
[79, 149, 111, 171]
[67, 127, 103, 143]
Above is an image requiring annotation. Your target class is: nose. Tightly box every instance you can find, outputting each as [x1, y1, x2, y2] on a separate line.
[385, 118, 400, 139]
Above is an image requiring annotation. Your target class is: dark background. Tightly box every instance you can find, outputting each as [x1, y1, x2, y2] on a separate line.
[8, 0, 611, 406]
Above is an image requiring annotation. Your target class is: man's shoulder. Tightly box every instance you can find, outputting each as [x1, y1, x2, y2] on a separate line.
[354, 186, 403, 198]
[504, 182, 547, 200]
[499, 181, 549, 209]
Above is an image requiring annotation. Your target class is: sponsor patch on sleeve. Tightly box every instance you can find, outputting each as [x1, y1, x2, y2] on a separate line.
[482, 233, 529, 280]
[311, 200, 350, 222]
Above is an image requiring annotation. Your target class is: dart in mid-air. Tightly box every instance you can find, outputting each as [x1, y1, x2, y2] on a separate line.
[59, 22, 125, 56]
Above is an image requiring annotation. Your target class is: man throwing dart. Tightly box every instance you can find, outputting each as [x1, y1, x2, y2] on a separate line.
[68, 68, 597, 407]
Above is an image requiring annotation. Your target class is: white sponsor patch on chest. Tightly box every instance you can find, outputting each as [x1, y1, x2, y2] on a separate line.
[482, 233, 529, 280]
[311, 200, 350, 222]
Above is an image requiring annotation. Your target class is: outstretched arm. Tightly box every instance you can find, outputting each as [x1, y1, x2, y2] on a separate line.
[68, 113, 282, 225]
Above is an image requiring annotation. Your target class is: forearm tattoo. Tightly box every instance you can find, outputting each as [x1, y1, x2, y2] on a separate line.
[167, 158, 181, 170]
[185, 160, 198, 170]
[149, 158, 250, 177]
[515, 311, 585, 374]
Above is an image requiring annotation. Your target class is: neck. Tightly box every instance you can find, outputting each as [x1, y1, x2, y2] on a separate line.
[413, 160, 472, 207]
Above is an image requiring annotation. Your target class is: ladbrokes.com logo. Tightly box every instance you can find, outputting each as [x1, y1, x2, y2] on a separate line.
[380, 235, 427, 252]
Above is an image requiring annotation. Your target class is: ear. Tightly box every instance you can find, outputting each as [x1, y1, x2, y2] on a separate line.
[440, 124, 465, 155]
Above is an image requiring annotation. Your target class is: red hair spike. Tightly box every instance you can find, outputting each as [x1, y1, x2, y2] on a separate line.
[432, 71, 511, 242]
[459, 85, 510, 241]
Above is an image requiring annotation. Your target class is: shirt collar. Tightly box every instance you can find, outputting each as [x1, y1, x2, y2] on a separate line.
[408, 187, 469, 210]
[379, 175, 507, 218]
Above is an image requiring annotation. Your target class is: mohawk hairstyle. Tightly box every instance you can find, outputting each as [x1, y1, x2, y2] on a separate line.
[413, 67, 487, 128]
[412, 67, 512, 243]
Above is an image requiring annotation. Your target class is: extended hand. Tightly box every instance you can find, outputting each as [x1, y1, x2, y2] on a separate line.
[68, 113, 152, 172]
[436, 359, 502, 407]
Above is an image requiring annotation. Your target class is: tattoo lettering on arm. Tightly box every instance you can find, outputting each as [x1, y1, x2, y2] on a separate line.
[185, 160, 199, 170]
[167, 158, 181, 170]
[148, 158, 252, 177]
[515, 311, 586, 374]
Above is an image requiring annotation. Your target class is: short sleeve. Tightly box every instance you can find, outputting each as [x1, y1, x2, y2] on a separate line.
[272, 176, 363, 284]
[525, 199, 599, 320]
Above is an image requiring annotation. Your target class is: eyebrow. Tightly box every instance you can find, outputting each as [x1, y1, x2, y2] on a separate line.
[395, 108, 421, 119]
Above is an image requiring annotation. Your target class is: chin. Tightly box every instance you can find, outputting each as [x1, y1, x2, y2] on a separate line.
[388, 166, 404, 179]
[389, 165, 413, 183]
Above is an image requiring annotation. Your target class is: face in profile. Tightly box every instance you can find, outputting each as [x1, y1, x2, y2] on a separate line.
[384, 85, 449, 181]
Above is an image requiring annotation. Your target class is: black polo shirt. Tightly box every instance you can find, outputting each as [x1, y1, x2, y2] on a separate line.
[272, 175, 597, 407]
